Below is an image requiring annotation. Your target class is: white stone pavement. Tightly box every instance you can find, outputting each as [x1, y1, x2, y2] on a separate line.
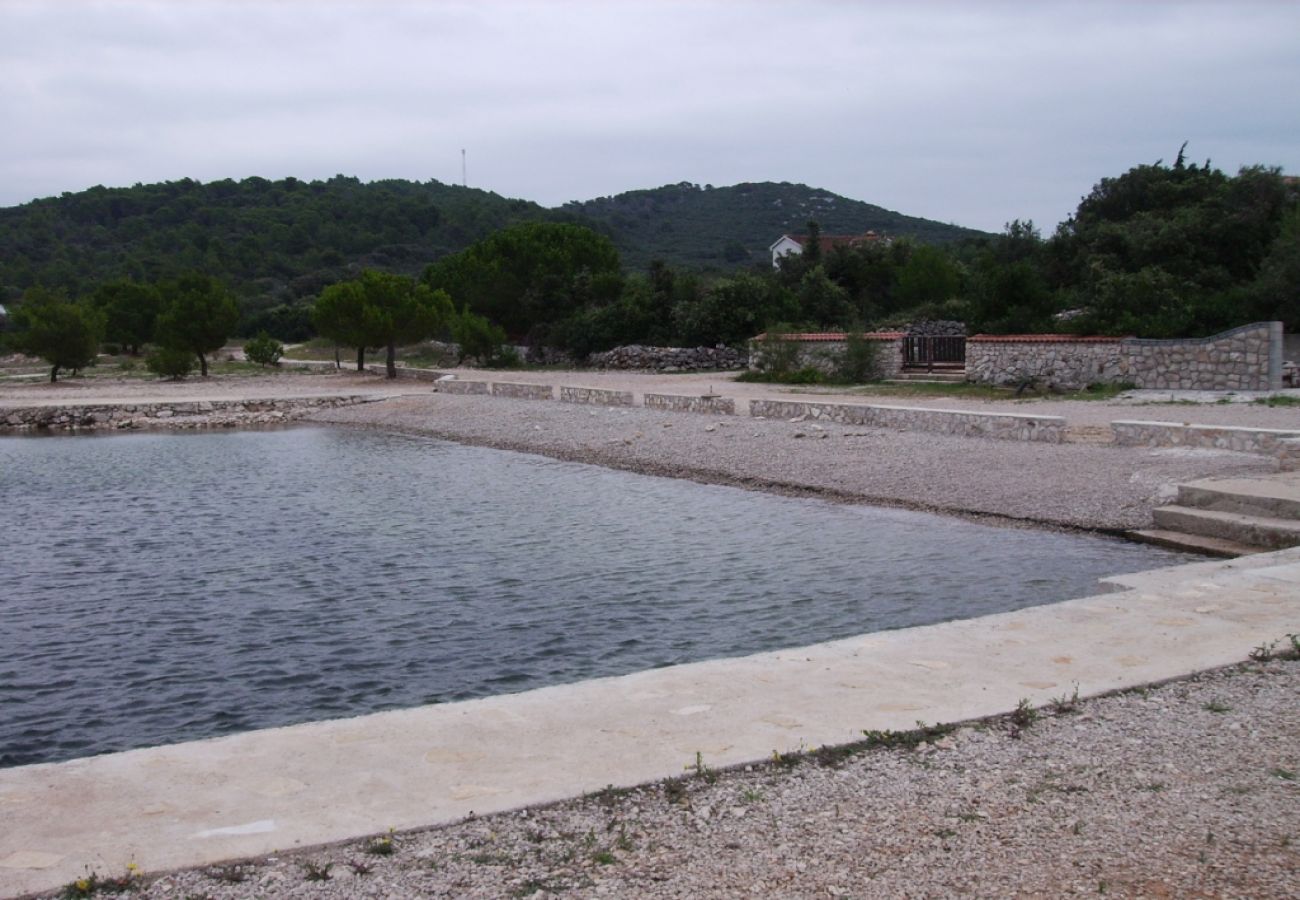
[2, 548, 1298, 898]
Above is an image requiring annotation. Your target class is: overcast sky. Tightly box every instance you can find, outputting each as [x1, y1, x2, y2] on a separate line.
[2, 0, 1297, 232]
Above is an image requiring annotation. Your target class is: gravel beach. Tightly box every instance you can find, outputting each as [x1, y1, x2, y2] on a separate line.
[312, 391, 1277, 531]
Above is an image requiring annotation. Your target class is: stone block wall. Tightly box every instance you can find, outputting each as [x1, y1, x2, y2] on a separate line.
[559, 386, 634, 407]
[967, 322, 1284, 391]
[0, 396, 374, 431]
[491, 381, 554, 400]
[748, 399, 1066, 443]
[966, 337, 1124, 389]
[1111, 420, 1300, 455]
[643, 393, 737, 415]
[434, 379, 490, 395]
[747, 333, 905, 381]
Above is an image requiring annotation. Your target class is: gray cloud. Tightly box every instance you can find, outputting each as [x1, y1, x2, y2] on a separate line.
[1, 0, 1297, 232]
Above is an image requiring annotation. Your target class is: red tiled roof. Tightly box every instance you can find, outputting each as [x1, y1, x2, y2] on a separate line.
[786, 231, 885, 253]
[968, 334, 1128, 343]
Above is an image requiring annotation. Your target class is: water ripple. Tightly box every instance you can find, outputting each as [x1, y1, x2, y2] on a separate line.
[0, 427, 1193, 767]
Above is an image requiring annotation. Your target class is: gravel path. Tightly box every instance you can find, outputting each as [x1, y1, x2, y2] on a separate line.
[313, 393, 1276, 531]
[45, 657, 1298, 900]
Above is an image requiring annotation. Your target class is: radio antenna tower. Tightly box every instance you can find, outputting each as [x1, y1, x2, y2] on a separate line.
[461, 149, 467, 187]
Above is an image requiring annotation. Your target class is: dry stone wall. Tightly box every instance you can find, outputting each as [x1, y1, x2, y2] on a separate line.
[588, 345, 746, 371]
[747, 334, 905, 380]
[967, 322, 1284, 391]
[0, 396, 374, 432]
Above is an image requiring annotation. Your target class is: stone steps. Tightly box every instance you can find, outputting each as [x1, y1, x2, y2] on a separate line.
[1128, 528, 1263, 558]
[1176, 477, 1300, 520]
[889, 370, 968, 384]
[1150, 506, 1300, 551]
[1137, 473, 1300, 557]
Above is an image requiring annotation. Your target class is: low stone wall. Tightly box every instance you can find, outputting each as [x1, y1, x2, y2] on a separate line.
[559, 386, 634, 407]
[968, 322, 1284, 391]
[0, 396, 374, 432]
[588, 345, 746, 371]
[643, 393, 737, 415]
[491, 381, 554, 401]
[363, 364, 452, 382]
[1111, 420, 1300, 457]
[747, 333, 905, 381]
[1278, 438, 1300, 472]
[749, 399, 1066, 443]
[434, 379, 490, 395]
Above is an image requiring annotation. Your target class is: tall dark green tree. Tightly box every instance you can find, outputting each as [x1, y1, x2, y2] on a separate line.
[1053, 150, 1294, 336]
[314, 270, 452, 377]
[154, 274, 240, 376]
[313, 280, 378, 370]
[7, 287, 104, 382]
[424, 222, 621, 337]
[91, 280, 162, 354]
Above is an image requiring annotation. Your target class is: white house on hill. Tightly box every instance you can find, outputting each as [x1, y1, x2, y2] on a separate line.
[769, 231, 886, 268]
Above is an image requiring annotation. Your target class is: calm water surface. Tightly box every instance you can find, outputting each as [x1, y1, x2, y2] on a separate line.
[0, 427, 1191, 766]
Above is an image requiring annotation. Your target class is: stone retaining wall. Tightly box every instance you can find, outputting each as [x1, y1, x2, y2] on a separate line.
[491, 381, 554, 401]
[747, 333, 905, 381]
[968, 322, 1284, 391]
[559, 386, 634, 407]
[749, 399, 1066, 443]
[643, 393, 737, 415]
[588, 345, 746, 371]
[0, 396, 374, 432]
[434, 379, 490, 395]
[1111, 420, 1300, 457]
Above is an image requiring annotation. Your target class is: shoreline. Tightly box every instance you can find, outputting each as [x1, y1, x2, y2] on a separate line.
[2, 372, 1297, 898]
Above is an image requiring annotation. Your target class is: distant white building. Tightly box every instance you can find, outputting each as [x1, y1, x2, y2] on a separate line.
[768, 231, 886, 268]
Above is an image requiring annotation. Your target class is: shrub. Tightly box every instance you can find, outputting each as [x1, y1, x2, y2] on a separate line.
[244, 331, 284, 367]
[834, 332, 879, 383]
[145, 346, 195, 380]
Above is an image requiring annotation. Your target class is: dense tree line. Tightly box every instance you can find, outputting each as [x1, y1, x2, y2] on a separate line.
[4, 153, 1295, 379]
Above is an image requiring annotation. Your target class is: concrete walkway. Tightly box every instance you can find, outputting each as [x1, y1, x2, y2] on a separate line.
[2, 548, 1298, 898]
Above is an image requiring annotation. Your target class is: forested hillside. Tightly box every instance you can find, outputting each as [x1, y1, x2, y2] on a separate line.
[0, 177, 982, 312]
[563, 181, 984, 269]
[0, 176, 542, 310]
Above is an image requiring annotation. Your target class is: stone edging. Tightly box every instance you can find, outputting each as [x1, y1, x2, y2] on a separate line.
[749, 398, 1067, 443]
[0, 396, 376, 431]
[1112, 420, 1300, 462]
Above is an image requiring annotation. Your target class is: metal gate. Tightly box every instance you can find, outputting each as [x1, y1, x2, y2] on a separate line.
[902, 335, 966, 371]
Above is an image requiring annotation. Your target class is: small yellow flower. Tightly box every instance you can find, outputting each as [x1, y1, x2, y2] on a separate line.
[75, 878, 90, 891]
[127, 862, 139, 874]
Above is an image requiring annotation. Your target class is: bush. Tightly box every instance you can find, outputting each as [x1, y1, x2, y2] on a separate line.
[244, 331, 284, 367]
[145, 346, 195, 380]
[451, 308, 507, 365]
[834, 332, 879, 383]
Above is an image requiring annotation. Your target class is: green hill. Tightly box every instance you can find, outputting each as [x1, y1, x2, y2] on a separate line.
[0, 176, 987, 309]
[0, 175, 542, 307]
[559, 181, 988, 269]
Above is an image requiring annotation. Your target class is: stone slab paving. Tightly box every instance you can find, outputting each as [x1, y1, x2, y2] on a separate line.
[2, 548, 1297, 898]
